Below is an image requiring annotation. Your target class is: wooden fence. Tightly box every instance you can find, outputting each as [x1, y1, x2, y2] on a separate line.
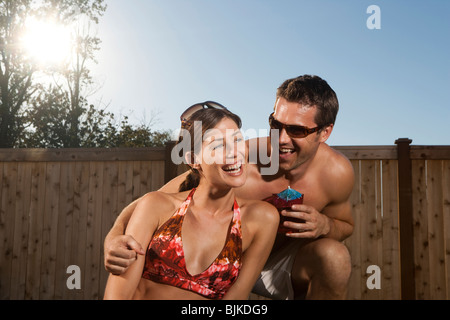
[0, 139, 449, 300]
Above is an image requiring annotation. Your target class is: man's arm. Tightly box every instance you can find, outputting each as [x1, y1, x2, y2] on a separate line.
[316, 151, 355, 241]
[103, 171, 189, 274]
[283, 150, 355, 242]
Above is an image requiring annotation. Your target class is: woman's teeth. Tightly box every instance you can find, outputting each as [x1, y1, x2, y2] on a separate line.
[223, 162, 242, 173]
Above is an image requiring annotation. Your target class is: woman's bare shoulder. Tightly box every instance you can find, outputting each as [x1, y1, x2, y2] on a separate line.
[237, 197, 279, 224]
[138, 190, 191, 212]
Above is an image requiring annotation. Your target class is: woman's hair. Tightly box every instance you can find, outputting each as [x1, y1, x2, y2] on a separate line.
[177, 108, 242, 192]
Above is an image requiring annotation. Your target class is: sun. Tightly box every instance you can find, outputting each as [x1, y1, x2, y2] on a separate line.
[20, 17, 72, 67]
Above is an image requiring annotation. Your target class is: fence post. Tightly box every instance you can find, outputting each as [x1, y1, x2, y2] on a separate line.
[395, 138, 416, 300]
[164, 140, 178, 184]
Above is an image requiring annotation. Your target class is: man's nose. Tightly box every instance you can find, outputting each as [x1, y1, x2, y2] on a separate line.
[278, 127, 291, 144]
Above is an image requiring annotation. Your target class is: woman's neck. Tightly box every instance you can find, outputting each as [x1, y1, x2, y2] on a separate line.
[191, 183, 235, 217]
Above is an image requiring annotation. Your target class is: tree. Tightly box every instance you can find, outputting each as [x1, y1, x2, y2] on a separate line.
[0, 0, 108, 148]
[34, 0, 107, 147]
[1, 0, 172, 149]
[111, 117, 173, 148]
[0, 0, 36, 147]
[20, 88, 173, 148]
[18, 85, 117, 147]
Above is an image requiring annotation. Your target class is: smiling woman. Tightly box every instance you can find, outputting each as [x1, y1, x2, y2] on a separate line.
[20, 17, 72, 66]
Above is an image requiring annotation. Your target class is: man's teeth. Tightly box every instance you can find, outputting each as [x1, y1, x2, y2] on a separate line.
[223, 163, 241, 172]
[280, 148, 295, 153]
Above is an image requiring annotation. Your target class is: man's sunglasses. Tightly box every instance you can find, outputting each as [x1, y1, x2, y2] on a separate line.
[180, 101, 227, 124]
[269, 113, 322, 138]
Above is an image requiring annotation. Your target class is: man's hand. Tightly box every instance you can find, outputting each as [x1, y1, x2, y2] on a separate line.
[104, 235, 145, 275]
[281, 204, 332, 239]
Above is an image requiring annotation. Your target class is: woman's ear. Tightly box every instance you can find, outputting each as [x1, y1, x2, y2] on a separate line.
[184, 151, 194, 165]
[184, 152, 201, 171]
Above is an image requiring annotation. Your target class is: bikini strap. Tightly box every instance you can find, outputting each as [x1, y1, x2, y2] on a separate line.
[177, 188, 196, 217]
[186, 188, 196, 200]
[231, 199, 242, 236]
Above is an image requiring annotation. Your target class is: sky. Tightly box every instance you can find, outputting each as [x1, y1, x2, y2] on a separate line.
[90, 0, 450, 146]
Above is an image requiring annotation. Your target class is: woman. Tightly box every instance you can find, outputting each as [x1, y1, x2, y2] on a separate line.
[104, 105, 279, 300]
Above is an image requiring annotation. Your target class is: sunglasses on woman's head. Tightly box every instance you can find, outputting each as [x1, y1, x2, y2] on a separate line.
[180, 101, 227, 122]
[269, 113, 322, 138]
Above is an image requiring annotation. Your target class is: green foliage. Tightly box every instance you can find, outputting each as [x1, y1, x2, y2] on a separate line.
[17, 85, 172, 148]
[112, 117, 173, 148]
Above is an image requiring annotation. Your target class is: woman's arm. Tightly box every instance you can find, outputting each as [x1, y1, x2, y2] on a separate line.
[222, 201, 279, 300]
[103, 198, 144, 274]
[103, 171, 189, 274]
[103, 192, 163, 299]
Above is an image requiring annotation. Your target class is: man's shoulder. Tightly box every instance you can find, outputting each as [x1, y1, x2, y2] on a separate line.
[317, 143, 355, 199]
[319, 143, 353, 174]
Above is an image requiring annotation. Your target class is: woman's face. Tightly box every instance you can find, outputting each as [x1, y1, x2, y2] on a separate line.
[195, 117, 246, 189]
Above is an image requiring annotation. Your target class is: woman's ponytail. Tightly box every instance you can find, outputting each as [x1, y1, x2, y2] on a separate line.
[178, 168, 201, 192]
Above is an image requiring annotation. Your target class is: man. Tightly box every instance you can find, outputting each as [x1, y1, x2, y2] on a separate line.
[103, 75, 354, 299]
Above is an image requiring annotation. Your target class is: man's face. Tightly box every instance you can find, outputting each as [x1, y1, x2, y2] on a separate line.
[271, 97, 331, 173]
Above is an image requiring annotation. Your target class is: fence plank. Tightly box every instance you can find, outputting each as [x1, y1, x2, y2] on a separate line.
[0, 148, 166, 162]
[381, 159, 400, 299]
[125, 161, 135, 206]
[140, 161, 151, 195]
[84, 162, 104, 299]
[39, 163, 61, 299]
[344, 160, 362, 299]
[132, 161, 141, 201]
[375, 161, 384, 298]
[117, 162, 128, 217]
[443, 160, 450, 299]
[25, 163, 46, 299]
[152, 161, 165, 191]
[410, 146, 450, 160]
[55, 162, 74, 299]
[426, 160, 446, 299]
[359, 160, 381, 299]
[10, 163, 32, 299]
[412, 160, 429, 299]
[71, 162, 90, 299]
[0, 163, 18, 299]
[100, 162, 119, 297]
[333, 146, 397, 159]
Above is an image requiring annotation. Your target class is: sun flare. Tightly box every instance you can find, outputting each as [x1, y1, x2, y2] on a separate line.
[20, 17, 72, 66]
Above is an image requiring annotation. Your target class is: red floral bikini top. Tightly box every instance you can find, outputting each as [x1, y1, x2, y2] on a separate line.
[142, 188, 242, 299]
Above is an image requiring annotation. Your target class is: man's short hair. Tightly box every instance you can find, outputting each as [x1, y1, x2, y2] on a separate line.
[276, 75, 339, 128]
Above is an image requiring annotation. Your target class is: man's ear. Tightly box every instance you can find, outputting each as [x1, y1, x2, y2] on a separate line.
[319, 124, 333, 143]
